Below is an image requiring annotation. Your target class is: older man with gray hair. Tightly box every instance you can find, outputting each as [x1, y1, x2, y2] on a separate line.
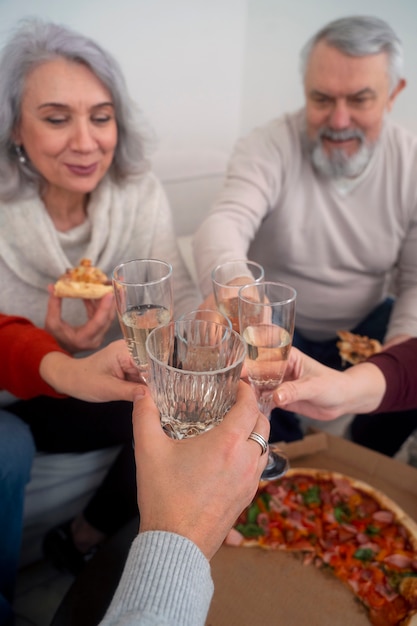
[193, 15, 417, 455]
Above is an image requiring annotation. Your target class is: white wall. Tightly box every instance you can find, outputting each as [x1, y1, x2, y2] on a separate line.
[0, 0, 247, 175]
[241, 0, 417, 135]
[1, 0, 416, 152]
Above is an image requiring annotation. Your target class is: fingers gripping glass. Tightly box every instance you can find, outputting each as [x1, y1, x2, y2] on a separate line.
[211, 260, 264, 333]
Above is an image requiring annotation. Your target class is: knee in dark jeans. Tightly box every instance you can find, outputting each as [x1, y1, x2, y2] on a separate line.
[350, 410, 417, 457]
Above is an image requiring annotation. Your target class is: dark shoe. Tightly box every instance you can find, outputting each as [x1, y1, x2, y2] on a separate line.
[42, 520, 98, 576]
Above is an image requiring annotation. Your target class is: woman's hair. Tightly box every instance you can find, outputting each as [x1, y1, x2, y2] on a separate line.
[0, 18, 153, 200]
[300, 15, 404, 94]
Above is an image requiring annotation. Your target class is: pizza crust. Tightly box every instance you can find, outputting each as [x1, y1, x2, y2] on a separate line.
[53, 258, 113, 299]
[54, 279, 113, 299]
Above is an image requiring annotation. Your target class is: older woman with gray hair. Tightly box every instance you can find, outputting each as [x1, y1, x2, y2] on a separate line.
[0, 17, 199, 596]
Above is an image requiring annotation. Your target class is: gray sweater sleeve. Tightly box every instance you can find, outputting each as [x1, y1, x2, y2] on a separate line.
[99, 531, 214, 626]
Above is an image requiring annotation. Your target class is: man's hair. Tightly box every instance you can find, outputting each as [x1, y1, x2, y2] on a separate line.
[300, 15, 404, 93]
[0, 18, 152, 200]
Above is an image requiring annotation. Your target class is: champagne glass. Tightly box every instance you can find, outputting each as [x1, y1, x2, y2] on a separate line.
[146, 319, 246, 439]
[211, 260, 264, 333]
[112, 259, 173, 379]
[238, 281, 296, 480]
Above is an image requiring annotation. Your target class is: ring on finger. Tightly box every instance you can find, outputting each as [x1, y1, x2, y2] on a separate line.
[248, 431, 268, 455]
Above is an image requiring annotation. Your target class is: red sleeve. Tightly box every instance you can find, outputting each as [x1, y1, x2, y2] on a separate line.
[0, 314, 69, 399]
[367, 338, 417, 413]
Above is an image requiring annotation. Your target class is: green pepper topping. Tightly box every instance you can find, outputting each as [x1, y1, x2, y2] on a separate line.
[247, 503, 260, 524]
[354, 548, 375, 561]
[334, 503, 351, 523]
[302, 485, 321, 505]
[236, 523, 265, 538]
[258, 492, 272, 507]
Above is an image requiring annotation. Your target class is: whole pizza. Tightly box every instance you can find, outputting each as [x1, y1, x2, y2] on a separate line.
[226, 469, 417, 625]
[54, 258, 113, 299]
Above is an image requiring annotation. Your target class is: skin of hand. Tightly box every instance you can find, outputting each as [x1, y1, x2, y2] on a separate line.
[273, 347, 387, 420]
[39, 339, 142, 402]
[133, 381, 270, 560]
[199, 292, 218, 311]
[44, 287, 116, 353]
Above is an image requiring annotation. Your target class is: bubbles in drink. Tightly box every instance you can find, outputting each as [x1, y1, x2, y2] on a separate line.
[120, 304, 171, 368]
[154, 371, 238, 440]
[243, 324, 291, 390]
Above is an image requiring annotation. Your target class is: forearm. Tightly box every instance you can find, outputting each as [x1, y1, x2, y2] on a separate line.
[193, 133, 278, 297]
[1, 315, 68, 398]
[367, 338, 417, 412]
[100, 531, 213, 626]
[39, 351, 78, 396]
[193, 212, 251, 297]
[341, 362, 387, 415]
[39, 342, 140, 402]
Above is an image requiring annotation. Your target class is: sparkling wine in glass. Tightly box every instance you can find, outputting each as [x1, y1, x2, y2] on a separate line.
[239, 281, 296, 480]
[146, 320, 246, 439]
[242, 325, 292, 413]
[112, 259, 173, 379]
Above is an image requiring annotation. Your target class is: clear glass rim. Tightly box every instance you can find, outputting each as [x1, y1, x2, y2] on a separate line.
[112, 258, 173, 287]
[211, 258, 264, 288]
[146, 320, 246, 375]
[238, 280, 297, 306]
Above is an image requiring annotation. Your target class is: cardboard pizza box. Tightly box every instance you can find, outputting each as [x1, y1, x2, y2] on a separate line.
[206, 432, 417, 626]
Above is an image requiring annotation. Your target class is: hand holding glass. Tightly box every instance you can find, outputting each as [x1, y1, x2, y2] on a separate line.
[112, 259, 173, 378]
[238, 281, 296, 480]
[211, 260, 264, 332]
[146, 320, 246, 439]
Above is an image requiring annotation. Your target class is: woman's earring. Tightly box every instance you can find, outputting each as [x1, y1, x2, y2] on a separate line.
[15, 144, 27, 164]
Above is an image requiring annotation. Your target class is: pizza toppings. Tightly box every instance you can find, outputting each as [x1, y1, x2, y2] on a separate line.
[337, 330, 382, 365]
[54, 258, 113, 299]
[228, 470, 417, 626]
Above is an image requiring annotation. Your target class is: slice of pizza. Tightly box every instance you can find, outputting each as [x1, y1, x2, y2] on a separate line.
[54, 258, 113, 299]
[226, 468, 417, 626]
[337, 330, 382, 365]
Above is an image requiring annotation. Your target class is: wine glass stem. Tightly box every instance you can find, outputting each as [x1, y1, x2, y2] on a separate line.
[258, 395, 273, 418]
[258, 396, 274, 466]
[255, 390, 289, 479]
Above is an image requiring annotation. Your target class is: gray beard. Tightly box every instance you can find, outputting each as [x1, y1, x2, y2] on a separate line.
[303, 126, 376, 179]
